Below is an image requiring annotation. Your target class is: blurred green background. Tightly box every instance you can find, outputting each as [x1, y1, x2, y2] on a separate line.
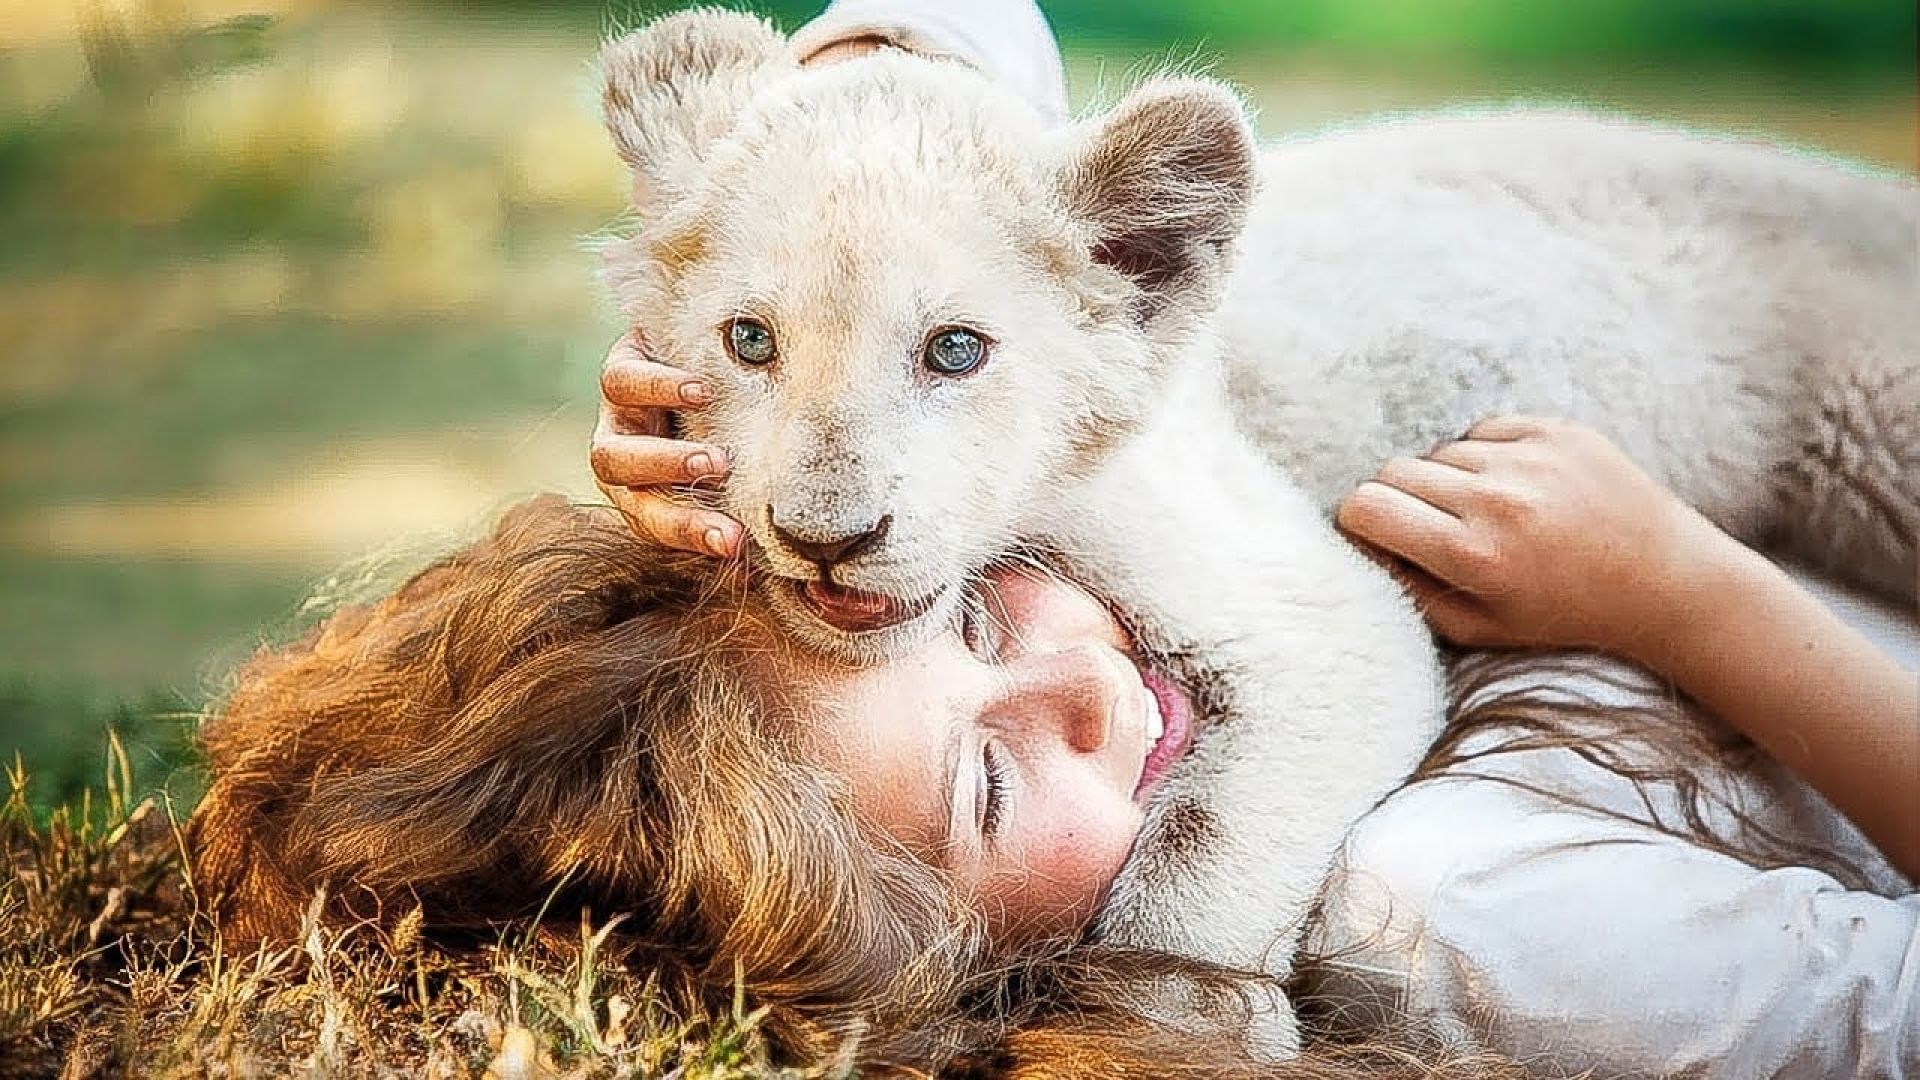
[1, 0, 1914, 813]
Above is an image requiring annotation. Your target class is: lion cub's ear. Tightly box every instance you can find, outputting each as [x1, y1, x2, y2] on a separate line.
[1059, 78, 1258, 325]
[600, 10, 797, 214]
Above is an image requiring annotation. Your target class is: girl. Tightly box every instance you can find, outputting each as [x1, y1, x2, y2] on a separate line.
[189, 434, 1917, 1076]
[188, 494, 1515, 1078]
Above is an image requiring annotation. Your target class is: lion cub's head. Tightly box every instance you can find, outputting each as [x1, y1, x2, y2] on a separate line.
[601, 11, 1255, 658]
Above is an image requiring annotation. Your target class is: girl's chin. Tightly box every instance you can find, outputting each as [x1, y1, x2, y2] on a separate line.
[1133, 663, 1197, 799]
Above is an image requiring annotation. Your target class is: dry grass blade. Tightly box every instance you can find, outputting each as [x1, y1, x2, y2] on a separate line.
[0, 743, 817, 1079]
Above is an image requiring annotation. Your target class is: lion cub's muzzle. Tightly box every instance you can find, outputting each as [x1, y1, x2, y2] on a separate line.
[764, 507, 943, 634]
[769, 510, 891, 567]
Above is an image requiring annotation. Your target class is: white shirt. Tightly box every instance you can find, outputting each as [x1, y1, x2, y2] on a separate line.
[791, 0, 1069, 125]
[1310, 572, 1919, 1078]
[796, 3, 1920, 1074]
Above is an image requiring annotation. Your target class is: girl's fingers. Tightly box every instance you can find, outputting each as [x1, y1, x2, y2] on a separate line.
[600, 344, 712, 411]
[1399, 571, 1508, 648]
[1370, 550, 1511, 647]
[602, 400, 669, 439]
[604, 485, 741, 558]
[598, 387, 671, 438]
[1426, 438, 1499, 473]
[1373, 455, 1479, 517]
[594, 332, 739, 557]
[1466, 414, 1555, 442]
[590, 427, 730, 488]
[1336, 480, 1489, 588]
[1350, 542, 1441, 610]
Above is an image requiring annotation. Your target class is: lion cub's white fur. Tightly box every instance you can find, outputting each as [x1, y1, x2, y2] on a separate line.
[1224, 112, 1919, 598]
[598, 8, 1918, 1050]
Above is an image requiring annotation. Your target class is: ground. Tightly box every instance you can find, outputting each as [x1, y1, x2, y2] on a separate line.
[0, 745, 824, 1077]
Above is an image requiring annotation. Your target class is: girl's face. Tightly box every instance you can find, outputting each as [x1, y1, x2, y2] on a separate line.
[768, 565, 1196, 946]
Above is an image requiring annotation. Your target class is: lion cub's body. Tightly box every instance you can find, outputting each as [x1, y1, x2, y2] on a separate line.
[599, 10, 1917, 1051]
[1225, 113, 1918, 592]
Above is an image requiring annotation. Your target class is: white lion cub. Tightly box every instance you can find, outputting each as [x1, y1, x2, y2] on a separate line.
[596, 6, 1919, 1051]
[598, 9, 1446, 1050]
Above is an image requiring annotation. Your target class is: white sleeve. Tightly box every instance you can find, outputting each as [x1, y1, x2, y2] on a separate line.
[1314, 773, 1920, 1079]
[789, 0, 1069, 124]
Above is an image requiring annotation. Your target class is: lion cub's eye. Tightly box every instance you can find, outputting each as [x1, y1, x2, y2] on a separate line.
[725, 318, 777, 366]
[923, 327, 988, 377]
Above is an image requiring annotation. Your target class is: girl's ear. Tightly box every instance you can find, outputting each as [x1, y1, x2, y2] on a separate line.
[1057, 77, 1258, 325]
[600, 9, 798, 215]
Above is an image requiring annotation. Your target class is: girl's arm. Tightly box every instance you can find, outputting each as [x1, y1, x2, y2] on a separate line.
[1635, 539, 1920, 881]
[791, 0, 1069, 123]
[1334, 414, 1920, 880]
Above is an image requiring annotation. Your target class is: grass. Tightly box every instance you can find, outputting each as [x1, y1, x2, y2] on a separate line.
[0, 2, 620, 812]
[0, 680, 199, 818]
[0, 317, 580, 507]
[503, 0, 1917, 74]
[1046, 0, 1916, 73]
[0, 747, 831, 1078]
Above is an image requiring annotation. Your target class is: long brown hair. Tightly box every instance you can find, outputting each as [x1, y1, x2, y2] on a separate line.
[191, 496, 987, 1064]
[188, 495, 1523, 1077]
[1421, 650, 1876, 890]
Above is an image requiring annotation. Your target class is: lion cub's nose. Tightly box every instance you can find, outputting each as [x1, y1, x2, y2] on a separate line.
[769, 511, 892, 568]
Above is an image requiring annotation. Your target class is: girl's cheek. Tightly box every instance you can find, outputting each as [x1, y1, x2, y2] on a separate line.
[1022, 803, 1141, 929]
[980, 766, 1146, 943]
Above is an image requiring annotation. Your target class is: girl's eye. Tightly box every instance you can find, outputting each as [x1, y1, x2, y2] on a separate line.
[923, 327, 988, 377]
[725, 318, 777, 365]
[981, 741, 1010, 840]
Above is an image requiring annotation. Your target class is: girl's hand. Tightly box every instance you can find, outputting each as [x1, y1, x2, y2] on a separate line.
[1335, 415, 1723, 657]
[591, 332, 742, 557]
[1340, 417, 1920, 880]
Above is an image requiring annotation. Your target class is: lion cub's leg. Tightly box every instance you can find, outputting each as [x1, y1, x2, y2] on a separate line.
[1772, 306, 1920, 609]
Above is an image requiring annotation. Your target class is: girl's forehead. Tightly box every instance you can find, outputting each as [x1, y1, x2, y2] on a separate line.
[769, 671, 972, 862]
[775, 633, 977, 739]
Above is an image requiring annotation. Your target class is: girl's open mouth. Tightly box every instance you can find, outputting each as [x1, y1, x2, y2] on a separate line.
[1134, 663, 1196, 798]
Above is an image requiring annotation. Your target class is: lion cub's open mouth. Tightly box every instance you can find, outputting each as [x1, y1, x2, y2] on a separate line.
[796, 578, 942, 634]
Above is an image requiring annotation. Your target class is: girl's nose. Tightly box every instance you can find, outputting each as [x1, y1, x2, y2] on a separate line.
[1004, 646, 1120, 755]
